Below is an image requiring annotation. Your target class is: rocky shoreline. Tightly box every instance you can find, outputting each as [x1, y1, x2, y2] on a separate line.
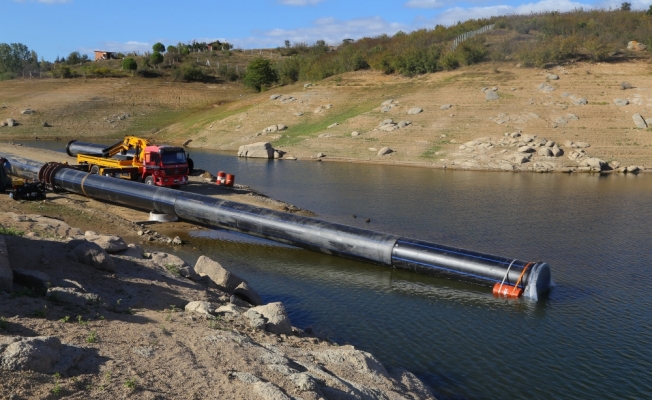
[0, 210, 435, 399]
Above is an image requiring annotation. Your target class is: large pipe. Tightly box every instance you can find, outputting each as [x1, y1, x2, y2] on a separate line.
[1, 153, 552, 299]
[66, 140, 121, 158]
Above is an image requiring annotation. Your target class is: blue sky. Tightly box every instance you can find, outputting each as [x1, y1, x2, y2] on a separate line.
[2, 0, 643, 61]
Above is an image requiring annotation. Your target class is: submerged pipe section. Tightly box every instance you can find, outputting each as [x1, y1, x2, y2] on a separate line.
[2, 154, 552, 299]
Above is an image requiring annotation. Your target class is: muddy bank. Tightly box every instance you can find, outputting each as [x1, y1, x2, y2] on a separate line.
[0, 208, 434, 399]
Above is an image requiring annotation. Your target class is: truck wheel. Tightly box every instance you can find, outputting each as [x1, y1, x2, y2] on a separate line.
[144, 176, 154, 185]
[90, 165, 100, 175]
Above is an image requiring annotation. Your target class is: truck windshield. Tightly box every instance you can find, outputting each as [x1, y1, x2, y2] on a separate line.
[160, 151, 186, 165]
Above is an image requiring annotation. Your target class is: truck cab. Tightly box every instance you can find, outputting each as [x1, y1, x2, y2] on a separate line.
[143, 146, 189, 187]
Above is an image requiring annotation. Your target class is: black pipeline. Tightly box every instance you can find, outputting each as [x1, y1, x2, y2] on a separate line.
[2, 154, 552, 299]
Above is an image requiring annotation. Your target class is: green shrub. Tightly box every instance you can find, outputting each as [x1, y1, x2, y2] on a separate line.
[122, 57, 137, 74]
[0, 72, 16, 81]
[243, 57, 277, 91]
[173, 63, 210, 82]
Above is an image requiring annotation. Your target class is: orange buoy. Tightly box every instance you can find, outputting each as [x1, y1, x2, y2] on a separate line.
[492, 283, 523, 298]
[225, 173, 235, 187]
[216, 171, 226, 185]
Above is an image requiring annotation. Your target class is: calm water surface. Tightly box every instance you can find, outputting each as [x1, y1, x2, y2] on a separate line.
[6, 140, 652, 400]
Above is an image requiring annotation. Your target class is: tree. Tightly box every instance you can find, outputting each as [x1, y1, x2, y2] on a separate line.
[67, 51, 82, 65]
[122, 57, 137, 75]
[180, 46, 190, 55]
[647, 4, 652, 15]
[243, 57, 278, 92]
[284, 40, 291, 48]
[621, 2, 631, 10]
[167, 45, 177, 54]
[150, 52, 164, 68]
[153, 42, 166, 53]
[0, 43, 31, 73]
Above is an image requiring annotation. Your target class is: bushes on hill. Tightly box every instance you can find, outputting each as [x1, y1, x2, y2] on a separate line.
[243, 58, 277, 91]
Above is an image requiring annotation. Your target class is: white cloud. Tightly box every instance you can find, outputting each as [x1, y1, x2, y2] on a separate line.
[278, 0, 325, 5]
[405, 0, 446, 8]
[89, 41, 151, 54]
[235, 16, 407, 48]
[429, 0, 593, 26]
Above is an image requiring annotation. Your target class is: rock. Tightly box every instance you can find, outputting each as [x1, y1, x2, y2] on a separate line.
[46, 287, 99, 307]
[554, 116, 568, 125]
[249, 302, 292, 335]
[379, 124, 397, 132]
[194, 255, 243, 291]
[253, 381, 291, 400]
[230, 295, 251, 308]
[381, 99, 394, 106]
[41, 121, 51, 127]
[234, 281, 263, 306]
[547, 74, 559, 80]
[576, 142, 591, 148]
[6, 118, 16, 127]
[377, 147, 393, 156]
[0, 237, 12, 293]
[388, 367, 436, 400]
[276, 124, 287, 131]
[379, 118, 393, 126]
[506, 154, 530, 164]
[440, 104, 452, 110]
[84, 231, 128, 253]
[485, 91, 499, 101]
[518, 146, 535, 153]
[172, 236, 183, 245]
[315, 152, 326, 158]
[294, 112, 303, 116]
[21, 108, 35, 115]
[238, 142, 274, 159]
[632, 113, 647, 128]
[511, 132, 521, 138]
[12, 269, 50, 295]
[351, 131, 360, 137]
[567, 113, 579, 121]
[327, 123, 339, 128]
[572, 98, 588, 105]
[245, 309, 267, 330]
[397, 120, 410, 128]
[551, 146, 564, 157]
[1, 336, 61, 373]
[182, 139, 193, 146]
[317, 133, 332, 138]
[626, 165, 640, 173]
[407, 107, 423, 115]
[627, 41, 647, 51]
[69, 242, 115, 272]
[304, 83, 313, 88]
[289, 373, 317, 392]
[580, 157, 607, 170]
[269, 94, 281, 100]
[381, 106, 392, 112]
[185, 301, 216, 316]
[538, 147, 553, 157]
[614, 98, 629, 106]
[545, 140, 555, 147]
[216, 303, 246, 315]
[150, 252, 198, 279]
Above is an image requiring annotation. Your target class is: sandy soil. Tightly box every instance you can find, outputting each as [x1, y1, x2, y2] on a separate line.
[3, 59, 652, 172]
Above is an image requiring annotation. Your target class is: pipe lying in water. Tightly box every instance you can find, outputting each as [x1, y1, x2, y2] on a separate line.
[1, 153, 552, 299]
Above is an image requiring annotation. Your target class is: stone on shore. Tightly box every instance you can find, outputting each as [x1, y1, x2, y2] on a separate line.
[440, 104, 452, 110]
[632, 113, 647, 128]
[407, 107, 423, 115]
[377, 147, 393, 156]
[485, 91, 499, 101]
[269, 94, 281, 100]
[185, 301, 216, 316]
[234, 281, 263, 306]
[249, 302, 293, 335]
[614, 98, 629, 106]
[6, 118, 16, 127]
[84, 231, 128, 253]
[0, 236, 12, 292]
[0, 336, 85, 375]
[69, 242, 115, 272]
[12, 269, 50, 295]
[238, 142, 275, 159]
[547, 74, 559, 80]
[194, 255, 243, 291]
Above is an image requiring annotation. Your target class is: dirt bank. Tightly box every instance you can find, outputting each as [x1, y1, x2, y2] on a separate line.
[3, 61, 652, 173]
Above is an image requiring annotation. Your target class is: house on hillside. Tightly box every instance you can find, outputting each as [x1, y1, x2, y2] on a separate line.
[94, 51, 116, 61]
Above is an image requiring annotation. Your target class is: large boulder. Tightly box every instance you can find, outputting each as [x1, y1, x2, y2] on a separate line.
[185, 301, 216, 316]
[632, 113, 647, 129]
[0, 236, 12, 292]
[84, 231, 128, 253]
[150, 252, 199, 280]
[377, 147, 393, 156]
[69, 242, 115, 272]
[628, 41, 647, 51]
[6, 118, 16, 127]
[238, 142, 274, 159]
[249, 302, 292, 335]
[194, 256, 243, 291]
[12, 269, 50, 295]
[234, 281, 263, 306]
[1, 336, 61, 373]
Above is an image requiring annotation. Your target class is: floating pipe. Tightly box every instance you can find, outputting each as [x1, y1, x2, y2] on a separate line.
[1, 153, 552, 299]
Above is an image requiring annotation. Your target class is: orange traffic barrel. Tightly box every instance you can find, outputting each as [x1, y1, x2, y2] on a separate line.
[492, 282, 523, 298]
[225, 173, 235, 187]
[216, 171, 226, 185]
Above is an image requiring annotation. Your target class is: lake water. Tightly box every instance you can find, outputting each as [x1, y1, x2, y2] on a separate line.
[5, 140, 652, 399]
